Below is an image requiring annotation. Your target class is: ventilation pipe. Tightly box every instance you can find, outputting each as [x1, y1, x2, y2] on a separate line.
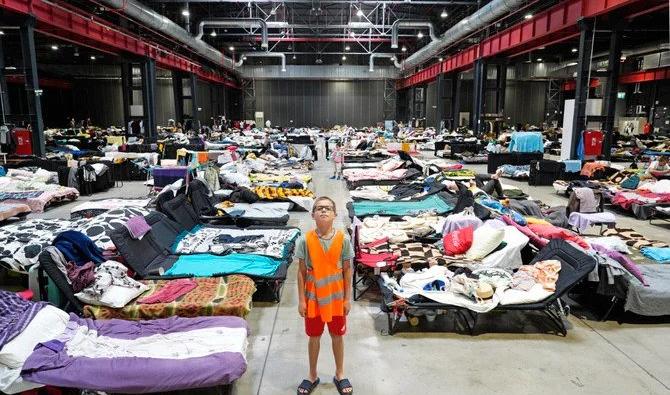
[235, 52, 286, 72]
[401, 0, 525, 71]
[391, 20, 438, 49]
[196, 18, 268, 49]
[369, 53, 401, 72]
[97, 0, 235, 70]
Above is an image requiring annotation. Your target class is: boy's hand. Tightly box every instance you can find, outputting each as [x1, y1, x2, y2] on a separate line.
[344, 300, 351, 316]
[298, 300, 307, 317]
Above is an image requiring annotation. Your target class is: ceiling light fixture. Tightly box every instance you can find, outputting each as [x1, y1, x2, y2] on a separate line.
[571, 48, 578, 53]
[210, 31, 217, 37]
[536, 58, 542, 62]
[51, 45, 58, 50]
[440, 9, 448, 18]
[181, 9, 190, 17]
[229, 46, 235, 51]
[417, 32, 424, 39]
[620, 55, 627, 61]
[345, 45, 350, 51]
[356, 9, 364, 17]
[0, 30, 5, 35]
[524, 13, 533, 20]
[566, 62, 578, 66]
[342, 55, 347, 60]
[5, 66, 16, 70]
[242, 55, 247, 60]
[401, 46, 407, 52]
[349, 31, 355, 37]
[438, 57, 443, 62]
[293, 54, 297, 59]
[90, 56, 96, 60]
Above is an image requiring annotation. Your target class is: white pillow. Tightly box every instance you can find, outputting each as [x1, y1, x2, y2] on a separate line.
[500, 283, 553, 305]
[586, 236, 631, 254]
[0, 306, 69, 367]
[465, 226, 505, 260]
[76, 283, 148, 308]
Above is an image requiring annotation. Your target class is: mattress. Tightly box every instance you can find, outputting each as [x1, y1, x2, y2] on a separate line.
[0, 203, 31, 221]
[70, 198, 151, 219]
[349, 194, 453, 218]
[83, 275, 256, 320]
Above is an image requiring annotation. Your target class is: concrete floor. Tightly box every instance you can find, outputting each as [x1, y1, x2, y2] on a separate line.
[20, 151, 670, 395]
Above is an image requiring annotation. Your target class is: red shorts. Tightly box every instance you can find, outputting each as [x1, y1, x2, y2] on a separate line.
[304, 316, 346, 337]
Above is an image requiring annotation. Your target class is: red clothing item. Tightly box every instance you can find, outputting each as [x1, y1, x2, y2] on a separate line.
[583, 130, 604, 156]
[527, 223, 589, 249]
[305, 315, 346, 337]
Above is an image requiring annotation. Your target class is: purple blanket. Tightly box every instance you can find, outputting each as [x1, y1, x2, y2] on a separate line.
[21, 314, 249, 393]
[0, 291, 47, 347]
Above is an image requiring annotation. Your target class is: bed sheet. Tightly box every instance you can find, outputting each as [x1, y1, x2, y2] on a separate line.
[625, 264, 670, 316]
[83, 275, 255, 320]
[0, 207, 150, 272]
[0, 203, 31, 221]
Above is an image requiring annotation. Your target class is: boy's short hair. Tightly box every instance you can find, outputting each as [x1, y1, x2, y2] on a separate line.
[312, 196, 337, 213]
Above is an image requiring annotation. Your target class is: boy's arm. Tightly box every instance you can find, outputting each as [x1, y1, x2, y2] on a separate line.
[297, 259, 307, 317]
[342, 259, 352, 314]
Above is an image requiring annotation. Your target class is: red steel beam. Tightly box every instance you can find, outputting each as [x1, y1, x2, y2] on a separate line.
[249, 37, 393, 43]
[618, 66, 670, 84]
[397, 0, 654, 90]
[5, 74, 73, 89]
[0, 0, 240, 89]
[561, 78, 600, 91]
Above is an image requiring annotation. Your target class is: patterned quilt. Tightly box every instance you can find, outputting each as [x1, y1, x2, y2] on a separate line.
[0, 207, 150, 272]
[83, 276, 255, 320]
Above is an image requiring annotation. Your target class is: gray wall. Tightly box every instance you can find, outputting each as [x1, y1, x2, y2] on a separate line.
[253, 79, 385, 128]
[504, 80, 547, 126]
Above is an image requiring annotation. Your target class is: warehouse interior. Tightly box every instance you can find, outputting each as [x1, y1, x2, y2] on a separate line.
[1, 0, 670, 394]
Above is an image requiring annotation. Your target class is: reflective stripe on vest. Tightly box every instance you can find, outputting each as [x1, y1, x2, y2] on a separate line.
[305, 229, 345, 323]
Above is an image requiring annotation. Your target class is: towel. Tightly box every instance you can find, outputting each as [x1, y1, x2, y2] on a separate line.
[125, 216, 151, 239]
[138, 279, 198, 304]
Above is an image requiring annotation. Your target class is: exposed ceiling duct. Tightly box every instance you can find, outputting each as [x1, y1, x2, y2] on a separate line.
[235, 52, 287, 72]
[391, 20, 437, 49]
[369, 53, 401, 72]
[97, 0, 236, 71]
[401, 0, 525, 72]
[196, 18, 269, 49]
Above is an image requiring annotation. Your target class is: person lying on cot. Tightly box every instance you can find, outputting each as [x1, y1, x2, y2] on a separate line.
[296, 196, 354, 395]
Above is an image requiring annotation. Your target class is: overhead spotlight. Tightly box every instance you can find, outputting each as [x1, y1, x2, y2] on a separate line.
[5, 66, 16, 70]
[438, 57, 443, 62]
[566, 62, 578, 66]
[181, 9, 190, 17]
[440, 9, 448, 18]
[620, 55, 627, 61]
[536, 58, 542, 62]
[342, 55, 347, 60]
[0, 30, 4, 35]
[90, 56, 96, 60]
[229, 46, 235, 51]
[390, 56, 396, 61]
[293, 54, 297, 60]
[345, 45, 350, 51]
[242, 55, 247, 60]
[349, 31, 355, 37]
[51, 45, 58, 51]
[356, 9, 364, 17]
[524, 13, 533, 20]
[571, 48, 578, 53]
[417, 32, 424, 39]
[538, 46, 545, 50]
[210, 31, 217, 37]
[401, 46, 407, 52]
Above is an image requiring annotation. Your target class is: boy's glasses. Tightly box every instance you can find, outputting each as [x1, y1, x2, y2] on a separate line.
[315, 206, 334, 212]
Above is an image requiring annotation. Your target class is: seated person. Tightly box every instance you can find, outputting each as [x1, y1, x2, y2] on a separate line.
[646, 155, 670, 179]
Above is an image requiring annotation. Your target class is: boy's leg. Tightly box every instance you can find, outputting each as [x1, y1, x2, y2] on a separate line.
[331, 335, 345, 380]
[308, 336, 321, 382]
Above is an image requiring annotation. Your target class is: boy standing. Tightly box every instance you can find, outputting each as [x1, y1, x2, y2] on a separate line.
[296, 197, 354, 395]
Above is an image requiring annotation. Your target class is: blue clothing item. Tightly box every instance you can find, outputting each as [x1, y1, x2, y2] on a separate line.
[508, 132, 543, 153]
[641, 247, 670, 263]
[0, 167, 5, 177]
[352, 194, 453, 217]
[563, 160, 582, 173]
[479, 198, 504, 212]
[53, 230, 105, 266]
[165, 253, 281, 277]
[576, 133, 585, 160]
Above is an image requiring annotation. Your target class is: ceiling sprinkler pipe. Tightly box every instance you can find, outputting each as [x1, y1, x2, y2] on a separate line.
[236, 52, 286, 72]
[196, 18, 268, 49]
[391, 20, 437, 49]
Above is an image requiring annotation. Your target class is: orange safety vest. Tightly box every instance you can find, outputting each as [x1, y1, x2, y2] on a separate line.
[305, 229, 345, 323]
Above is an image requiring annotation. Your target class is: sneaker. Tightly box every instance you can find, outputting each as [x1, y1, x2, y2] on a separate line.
[337, 176, 341, 180]
[330, 176, 336, 179]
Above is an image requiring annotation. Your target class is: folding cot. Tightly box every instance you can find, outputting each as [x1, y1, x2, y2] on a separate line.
[109, 211, 297, 302]
[0, 291, 248, 394]
[379, 240, 596, 336]
[37, 251, 256, 320]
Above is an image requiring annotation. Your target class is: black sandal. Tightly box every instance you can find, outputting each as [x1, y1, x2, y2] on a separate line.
[333, 377, 353, 395]
[297, 377, 320, 395]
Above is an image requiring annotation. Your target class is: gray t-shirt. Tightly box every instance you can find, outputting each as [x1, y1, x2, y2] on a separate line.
[294, 230, 355, 271]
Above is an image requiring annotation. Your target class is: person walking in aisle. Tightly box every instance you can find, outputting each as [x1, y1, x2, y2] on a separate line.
[296, 197, 354, 395]
[330, 143, 344, 180]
